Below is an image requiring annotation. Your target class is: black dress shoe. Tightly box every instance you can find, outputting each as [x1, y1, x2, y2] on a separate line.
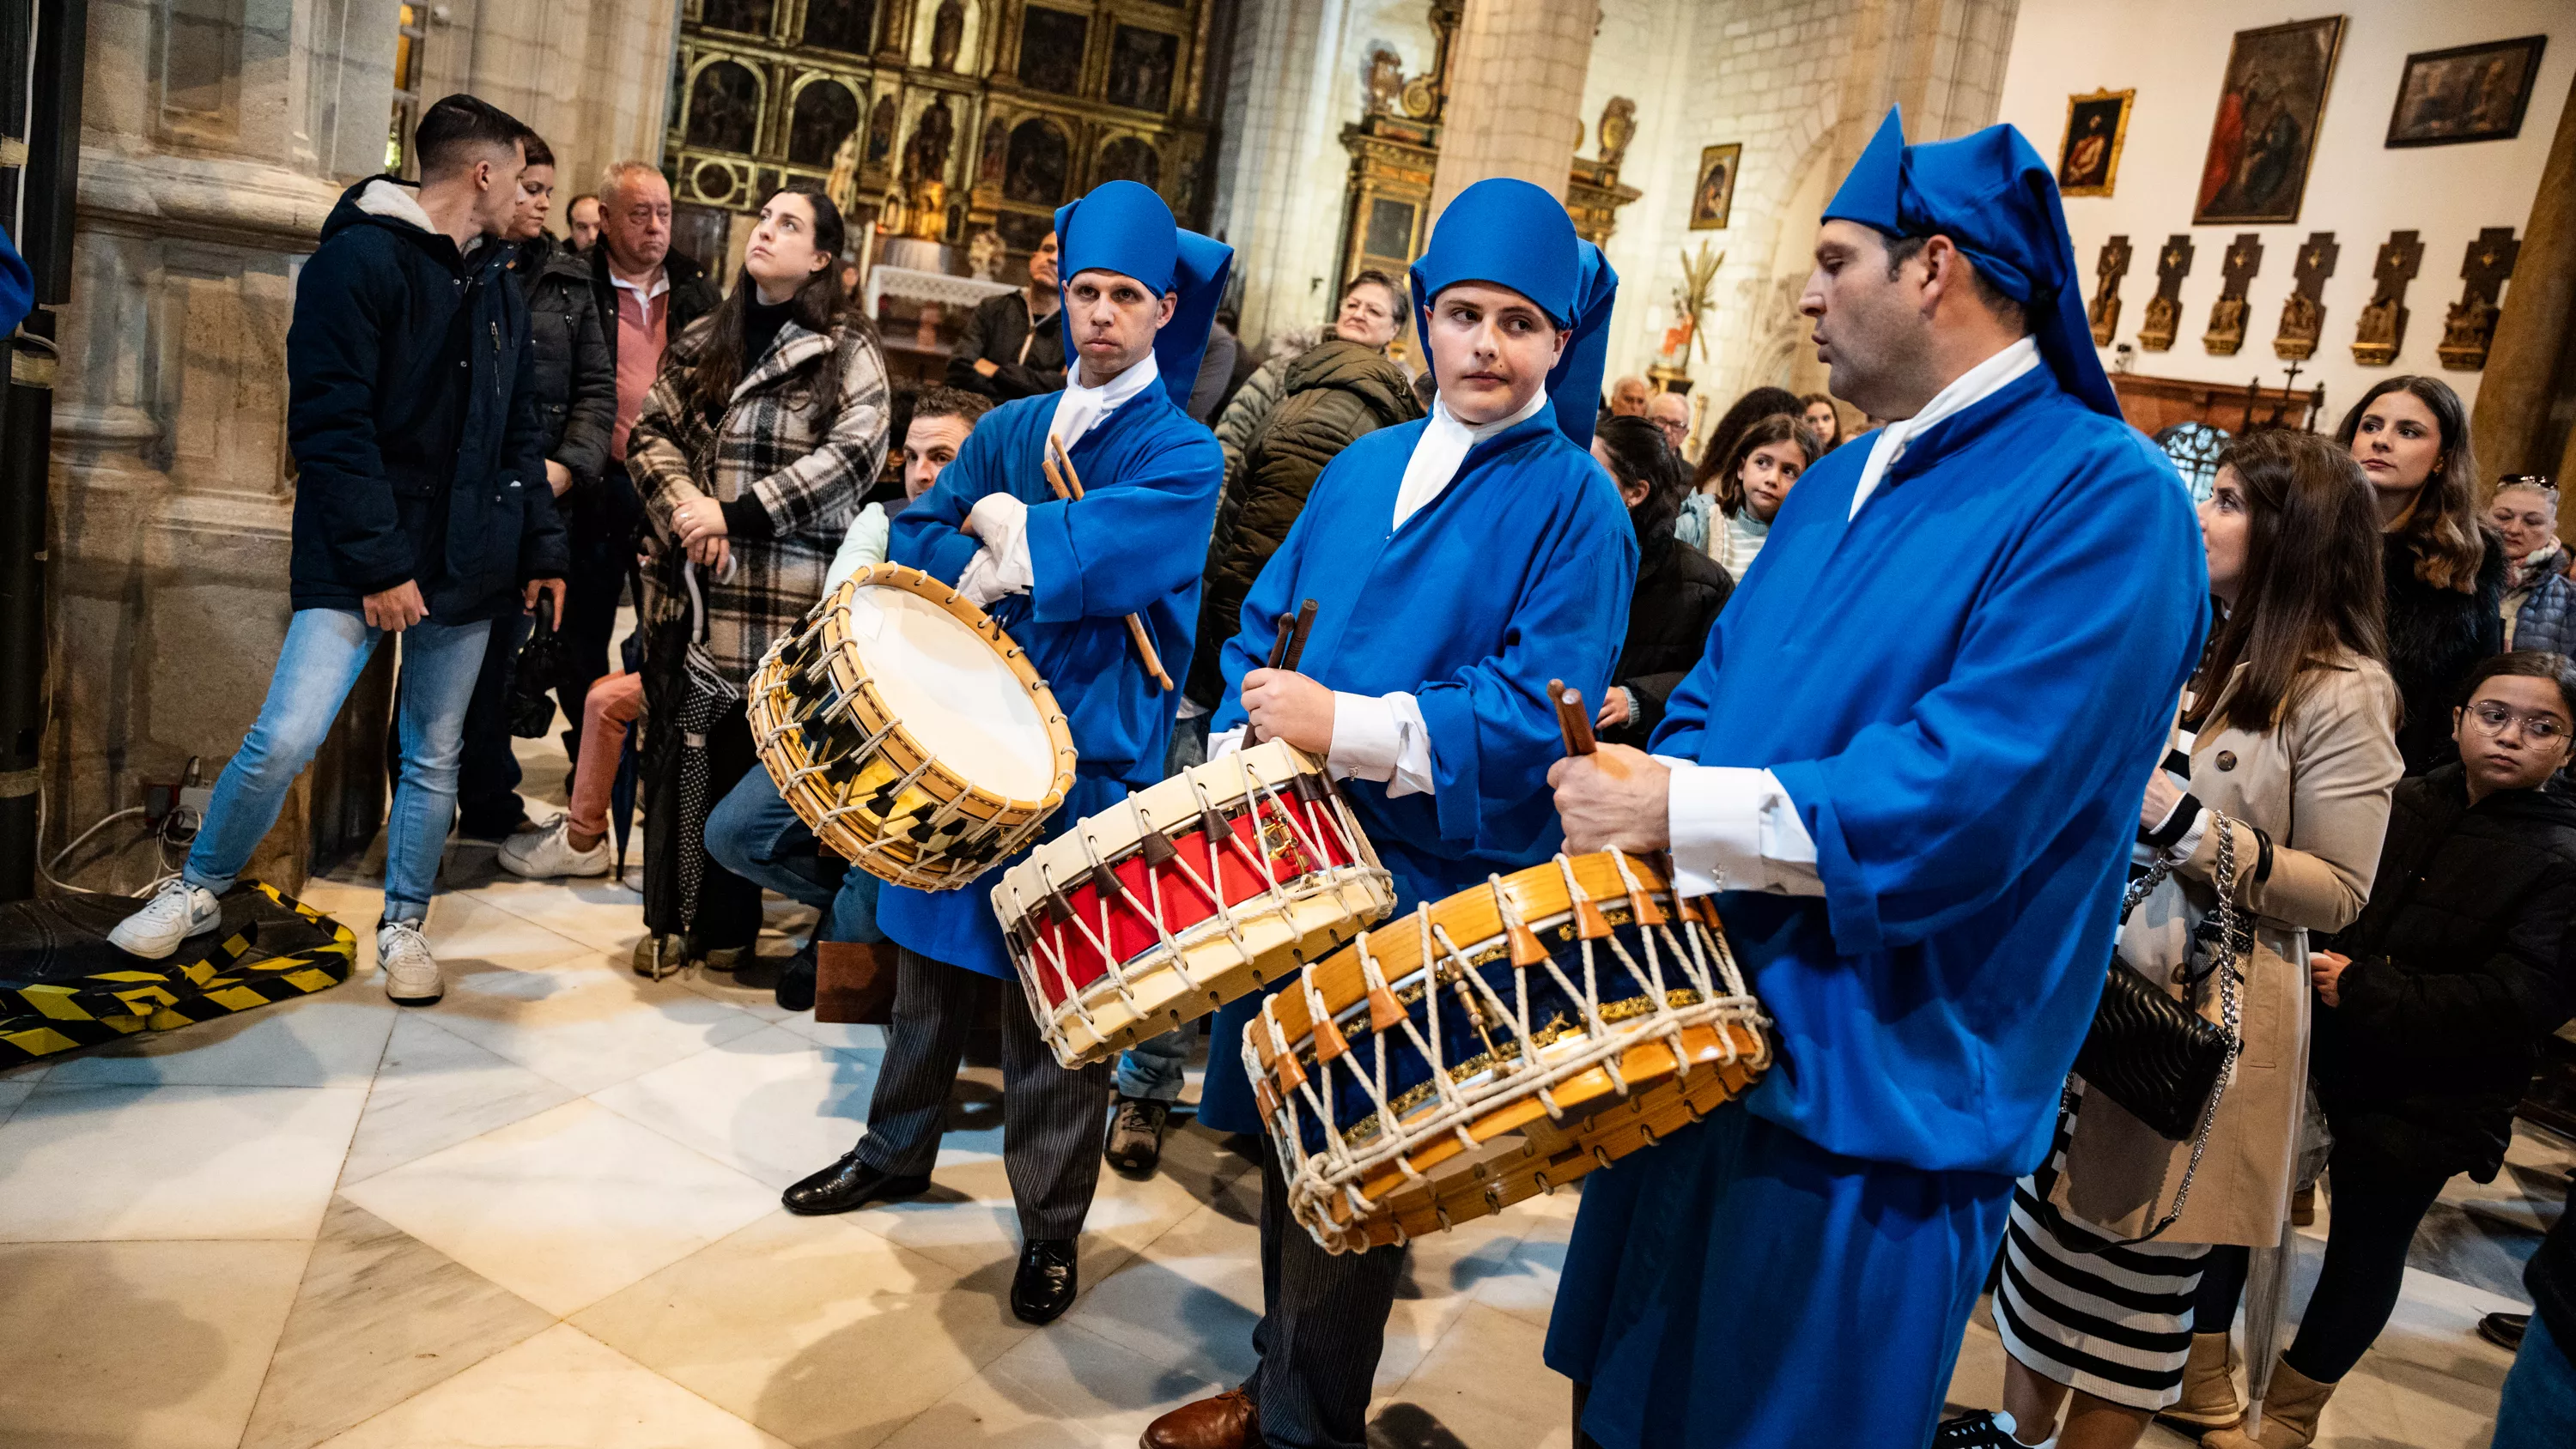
[1011, 1236, 1079, 1324]
[774, 942, 818, 1013]
[781, 1148, 929, 1216]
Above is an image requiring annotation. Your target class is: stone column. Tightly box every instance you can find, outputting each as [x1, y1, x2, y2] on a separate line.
[1426, 0, 1596, 215]
[414, 0, 680, 187]
[2473, 71, 2576, 504]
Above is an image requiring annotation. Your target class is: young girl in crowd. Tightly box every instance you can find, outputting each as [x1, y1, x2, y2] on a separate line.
[1800, 391, 1844, 452]
[1677, 385, 1801, 551]
[1589, 415, 1732, 748]
[1979, 430, 2401, 1449]
[1707, 413, 1818, 579]
[617, 185, 888, 969]
[2208, 650, 2576, 1448]
[2341, 375, 2503, 774]
[2493, 476, 2574, 655]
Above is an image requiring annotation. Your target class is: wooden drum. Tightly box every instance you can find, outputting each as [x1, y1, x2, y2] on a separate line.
[993, 740, 1395, 1068]
[1248, 849, 1772, 1253]
[747, 567, 1078, 891]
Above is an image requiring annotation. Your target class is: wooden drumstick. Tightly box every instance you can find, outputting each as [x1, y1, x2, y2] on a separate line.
[1263, 609, 1299, 670]
[1042, 436, 1174, 692]
[1279, 598, 1320, 673]
[1548, 678, 1596, 756]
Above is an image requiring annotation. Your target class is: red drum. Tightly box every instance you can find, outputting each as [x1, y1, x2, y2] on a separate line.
[993, 740, 1396, 1067]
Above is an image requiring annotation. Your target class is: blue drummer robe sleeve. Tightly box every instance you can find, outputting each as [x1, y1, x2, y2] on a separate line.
[1024, 429, 1222, 622]
[1755, 462, 2208, 957]
[888, 414, 1009, 585]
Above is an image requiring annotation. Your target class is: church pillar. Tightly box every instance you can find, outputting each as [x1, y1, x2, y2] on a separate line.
[1425, 0, 1595, 215]
[2472, 70, 2576, 508]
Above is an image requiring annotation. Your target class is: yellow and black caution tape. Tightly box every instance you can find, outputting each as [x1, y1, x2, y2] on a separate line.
[0, 882, 356, 1066]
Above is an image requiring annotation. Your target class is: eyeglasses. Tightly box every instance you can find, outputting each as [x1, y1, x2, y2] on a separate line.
[2467, 701, 2570, 743]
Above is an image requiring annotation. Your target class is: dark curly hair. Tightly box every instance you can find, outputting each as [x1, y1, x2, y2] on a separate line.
[1593, 415, 1688, 544]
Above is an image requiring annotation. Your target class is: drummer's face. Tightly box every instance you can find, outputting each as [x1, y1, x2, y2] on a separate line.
[1065, 267, 1176, 386]
[903, 413, 974, 500]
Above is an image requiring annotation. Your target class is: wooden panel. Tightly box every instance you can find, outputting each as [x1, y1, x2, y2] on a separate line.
[2111, 371, 2319, 436]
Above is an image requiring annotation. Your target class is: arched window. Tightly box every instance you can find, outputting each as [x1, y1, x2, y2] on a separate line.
[1097, 136, 1158, 189]
[787, 79, 860, 165]
[1004, 118, 1069, 205]
[685, 60, 762, 152]
[802, 0, 875, 53]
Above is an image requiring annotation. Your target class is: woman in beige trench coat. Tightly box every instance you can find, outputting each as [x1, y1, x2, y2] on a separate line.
[1968, 433, 2402, 1449]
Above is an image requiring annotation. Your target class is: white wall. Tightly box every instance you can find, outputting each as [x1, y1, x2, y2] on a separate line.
[1995, 0, 2575, 415]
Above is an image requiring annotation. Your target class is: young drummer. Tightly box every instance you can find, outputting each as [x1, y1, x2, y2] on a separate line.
[775, 180, 1231, 1327]
[1542, 110, 2208, 1449]
[1142, 178, 1631, 1449]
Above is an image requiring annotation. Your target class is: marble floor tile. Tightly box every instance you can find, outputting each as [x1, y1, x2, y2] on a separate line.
[1374, 1302, 1572, 1449]
[314, 1323, 793, 1449]
[876, 1319, 1223, 1449]
[460, 870, 658, 956]
[239, 1197, 556, 1449]
[418, 891, 599, 968]
[1065, 1176, 1264, 1388]
[574, 1209, 1033, 1449]
[341, 1098, 778, 1316]
[0, 1083, 367, 1241]
[0, 1077, 31, 1124]
[46, 991, 394, 1089]
[1376, 1210, 1534, 1389]
[779, 1014, 891, 1052]
[338, 1013, 580, 1187]
[423, 935, 770, 1095]
[1466, 1208, 1571, 1330]
[848, 1144, 1218, 1289]
[0, 1238, 309, 1449]
[590, 1022, 878, 1190]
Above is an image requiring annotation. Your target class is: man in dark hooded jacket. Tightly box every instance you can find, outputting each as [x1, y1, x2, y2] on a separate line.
[106, 94, 567, 1012]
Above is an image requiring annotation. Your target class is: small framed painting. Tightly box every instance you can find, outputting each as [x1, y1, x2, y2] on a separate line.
[2194, 15, 2346, 226]
[1689, 142, 1741, 231]
[2387, 35, 2549, 148]
[2057, 89, 2133, 197]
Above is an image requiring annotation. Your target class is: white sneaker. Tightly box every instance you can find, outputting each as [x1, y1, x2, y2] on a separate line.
[497, 816, 611, 880]
[107, 878, 222, 960]
[379, 921, 445, 1006]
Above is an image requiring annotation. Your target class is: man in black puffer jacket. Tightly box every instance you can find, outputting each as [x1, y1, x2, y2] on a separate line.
[106, 94, 567, 1013]
[452, 132, 619, 837]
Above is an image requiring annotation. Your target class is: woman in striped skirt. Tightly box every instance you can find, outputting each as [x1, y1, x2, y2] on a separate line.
[1961, 432, 2402, 1449]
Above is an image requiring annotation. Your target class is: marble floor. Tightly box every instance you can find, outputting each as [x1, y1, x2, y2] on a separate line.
[0, 733, 2564, 1448]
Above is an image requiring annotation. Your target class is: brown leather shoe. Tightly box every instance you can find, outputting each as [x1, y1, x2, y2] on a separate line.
[1140, 1388, 1262, 1448]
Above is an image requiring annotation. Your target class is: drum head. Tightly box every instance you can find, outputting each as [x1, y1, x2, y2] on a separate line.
[847, 581, 1055, 803]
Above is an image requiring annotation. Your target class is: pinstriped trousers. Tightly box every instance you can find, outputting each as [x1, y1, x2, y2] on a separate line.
[1252, 1137, 1408, 1449]
[853, 949, 1113, 1240]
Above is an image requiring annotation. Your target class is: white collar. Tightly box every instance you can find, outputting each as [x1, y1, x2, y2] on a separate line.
[1049, 350, 1160, 450]
[1849, 335, 2041, 519]
[1392, 387, 1551, 530]
[610, 268, 671, 300]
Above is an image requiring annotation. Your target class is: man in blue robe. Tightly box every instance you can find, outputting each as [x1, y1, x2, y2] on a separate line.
[775, 180, 1231, 1327]
[1141, 178, 1632, 1449]
[1541, 111, 2209, 1449]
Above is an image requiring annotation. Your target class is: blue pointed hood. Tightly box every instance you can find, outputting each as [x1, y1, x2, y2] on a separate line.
[1053, 180, 1236, 411]
[1823, 107, 2121, 420]
[1407, 178, 1620, 447]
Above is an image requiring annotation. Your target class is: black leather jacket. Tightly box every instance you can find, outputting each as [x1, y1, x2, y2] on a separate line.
[511, 233, 617, 495]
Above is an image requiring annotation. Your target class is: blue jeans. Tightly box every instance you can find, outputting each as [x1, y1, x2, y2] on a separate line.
[2496, 1313, 2576, 1449]
[1115, 1027, 1190, 1103]
[185, 609, 489, 923]
[702, 767, 883, 943]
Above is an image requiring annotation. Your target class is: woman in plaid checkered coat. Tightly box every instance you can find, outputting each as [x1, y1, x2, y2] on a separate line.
[624, 185, 890, 967]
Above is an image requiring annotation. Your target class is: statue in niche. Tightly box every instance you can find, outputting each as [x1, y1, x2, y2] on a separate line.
[931, 0, 965, 71]
[865, 94, 897, 166]
[978, 122, 1006, 185]
[1364, 48, 1404, 115]
[967, 227, 1004, 280]
[902, 97, 955, 185]
[825, 131, 863, 218]
[1597, 97, 1637, 171]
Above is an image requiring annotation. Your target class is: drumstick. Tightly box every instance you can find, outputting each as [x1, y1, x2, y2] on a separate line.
[1548, 678, 1597, 756]
[1042, 437, 1174, 692]
[1280, 599, 1320, 673]
[1263, 609, 1299, 670]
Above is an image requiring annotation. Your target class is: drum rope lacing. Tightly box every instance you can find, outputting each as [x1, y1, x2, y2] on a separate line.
[1260, 850, 1772, 1252]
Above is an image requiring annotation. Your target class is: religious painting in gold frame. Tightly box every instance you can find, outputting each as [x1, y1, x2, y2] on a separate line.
[1689, 142, 1741, 231]
[2057, 89, 2132, 197]
[2194, 15, 2346, 226]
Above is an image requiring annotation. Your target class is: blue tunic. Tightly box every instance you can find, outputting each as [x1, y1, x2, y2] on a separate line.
[877, 384, 1223, 979]
[1194, 409, 1637, 1136]
[1545, 364, 2208, 1449]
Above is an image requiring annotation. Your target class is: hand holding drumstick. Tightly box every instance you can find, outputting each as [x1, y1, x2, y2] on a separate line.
[1041, 435, 1174, 692]
[1546, 678, 1673, 852]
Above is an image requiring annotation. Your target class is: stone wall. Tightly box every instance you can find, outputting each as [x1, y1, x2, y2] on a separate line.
[41, 0, 676, 894]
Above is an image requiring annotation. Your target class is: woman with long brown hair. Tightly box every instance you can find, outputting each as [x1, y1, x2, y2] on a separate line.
[2340, 375, 2503, 773]
[615, 184, 890, 971]
[1959, 430, 2402, 1449]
